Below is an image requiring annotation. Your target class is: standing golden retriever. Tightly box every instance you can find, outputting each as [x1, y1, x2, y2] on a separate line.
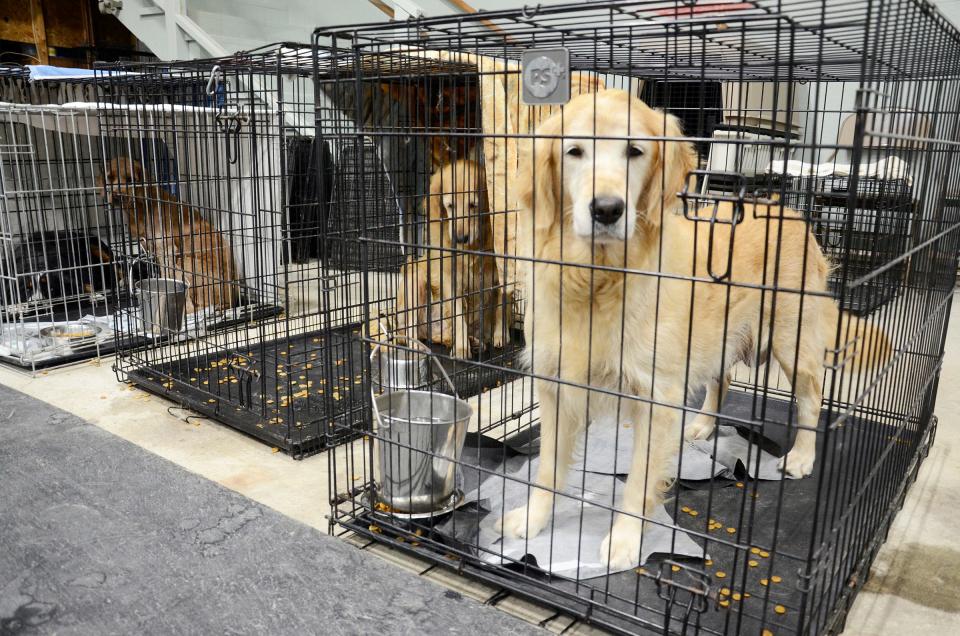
[498, 90, 890, 569]
[416, 158, 505, 358]
[101, 157, 239, 312]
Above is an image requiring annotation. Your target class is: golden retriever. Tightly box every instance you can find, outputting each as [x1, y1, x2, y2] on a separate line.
[101, 157, 239, 312]
[409, 158, 505, 358]
[498, 89, 891, 569]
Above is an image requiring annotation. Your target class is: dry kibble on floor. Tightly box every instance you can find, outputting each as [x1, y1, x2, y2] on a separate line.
[271, 447, 279, 453]
[762, 630, 774, 636]
[635, 567, 647, 576]
[760, 550, 771, 558]
[749, 560, 759, 567]
[760, 578, 769, 586]
[736, 482, 744, 488]
[715, 571, 727, 578]
[681, 506, 691, 513]
[720, 587, 730, 596]
[774, 605, 787, 615]
[689, 510, 699, 516]
[719, 599, 730, 608]
[732, 592, 742, 601]
[671, 565, 681, 572]
[705, 559, 713, 566]
[751, 547, 761, 555]
[727, 527, 737, 534]
[771, 575, 782, 583]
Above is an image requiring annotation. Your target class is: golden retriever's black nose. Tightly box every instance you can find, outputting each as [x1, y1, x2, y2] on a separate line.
[590, 197, 625, 225]
[454, 233, 471, 244]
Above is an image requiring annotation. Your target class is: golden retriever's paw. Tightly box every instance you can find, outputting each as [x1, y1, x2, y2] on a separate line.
[491, 326, 505, 349]
[778, 448, 816, 478]
[684, 415, 715, 442]
[599, 517, 643, 570]
[452, 331, 472, 359]
[496, 505, 548, 539]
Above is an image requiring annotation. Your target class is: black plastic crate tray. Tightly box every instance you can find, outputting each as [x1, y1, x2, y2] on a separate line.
[129, 325, 526, 457]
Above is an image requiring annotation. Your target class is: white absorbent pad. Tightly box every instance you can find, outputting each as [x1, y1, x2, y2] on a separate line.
[464, 415, 794, 579]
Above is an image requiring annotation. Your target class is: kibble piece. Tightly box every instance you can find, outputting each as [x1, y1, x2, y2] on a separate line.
[762, 630, 773, 636]
[671, 565, 681, 572]
[732, 592, 742, 601]
[715, 571, 727, 579]
[771, 575, 782, 583]
[705, 559, 713, 566]
[760, 578, 769, 586]
[751, 547, 761, 555]
[749, 560, 759, 567]
[736, 482, 744, 488]
[727, 527, 737, 534]
[774, 605, 786, 615]
[760, 550, 770, 558]
[689, 510, 699, 517]
[681, 506, 691, 513]
[719, 587, 730, 596]
[719, 599, 730, 608]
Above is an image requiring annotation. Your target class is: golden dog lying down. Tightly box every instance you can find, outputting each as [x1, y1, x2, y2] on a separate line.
[498, 89, 890, 569]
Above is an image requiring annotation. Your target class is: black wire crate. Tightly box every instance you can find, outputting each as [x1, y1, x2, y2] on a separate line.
[96, 44, 367, 457]
[0, 72, 150, 371]
[318, 1, 960, 634]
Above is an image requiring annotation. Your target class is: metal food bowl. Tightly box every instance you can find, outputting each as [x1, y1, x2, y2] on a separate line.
[40, 321, 103, 351]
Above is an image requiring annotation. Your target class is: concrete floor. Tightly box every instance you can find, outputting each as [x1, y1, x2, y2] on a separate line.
[0, 384, 541, 635]
[2, 296, 959, 634]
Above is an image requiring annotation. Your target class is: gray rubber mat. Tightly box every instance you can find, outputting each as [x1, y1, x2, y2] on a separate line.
[0, 384, 540, 635]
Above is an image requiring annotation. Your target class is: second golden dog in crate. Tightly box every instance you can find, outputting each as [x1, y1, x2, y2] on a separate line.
[395, 159, 506, 358]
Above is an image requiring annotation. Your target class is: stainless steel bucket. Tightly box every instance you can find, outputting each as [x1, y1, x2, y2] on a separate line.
[372, 389, 472, 514]
[369, 330, 471, 514]
[136, 278, 187, 335]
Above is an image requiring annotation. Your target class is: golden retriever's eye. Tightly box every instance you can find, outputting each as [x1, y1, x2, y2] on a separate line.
[628, 145, 645, 158]
[565, 146, 583, 158]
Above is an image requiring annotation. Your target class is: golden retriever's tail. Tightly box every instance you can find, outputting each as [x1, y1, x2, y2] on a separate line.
[824, 301, 893, 372]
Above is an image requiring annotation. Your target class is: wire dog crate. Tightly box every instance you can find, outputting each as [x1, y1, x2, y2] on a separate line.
[0, 100, 127, 370]
[97, 44, 374, 457]
[319, 1, 960, 634]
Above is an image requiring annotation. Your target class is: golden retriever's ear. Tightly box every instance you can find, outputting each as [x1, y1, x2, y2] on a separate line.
[639, 111, 699, 222]
[517, 113, 561, 232]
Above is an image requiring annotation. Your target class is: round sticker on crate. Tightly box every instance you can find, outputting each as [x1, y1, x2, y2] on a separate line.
[522, 48, 570, 105]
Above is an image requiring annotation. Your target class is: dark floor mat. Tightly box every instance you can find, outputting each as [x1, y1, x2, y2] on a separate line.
[0, 384, 540, 636]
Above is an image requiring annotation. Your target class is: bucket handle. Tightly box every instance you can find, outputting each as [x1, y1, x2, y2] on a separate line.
[368, 315, 460, 403]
